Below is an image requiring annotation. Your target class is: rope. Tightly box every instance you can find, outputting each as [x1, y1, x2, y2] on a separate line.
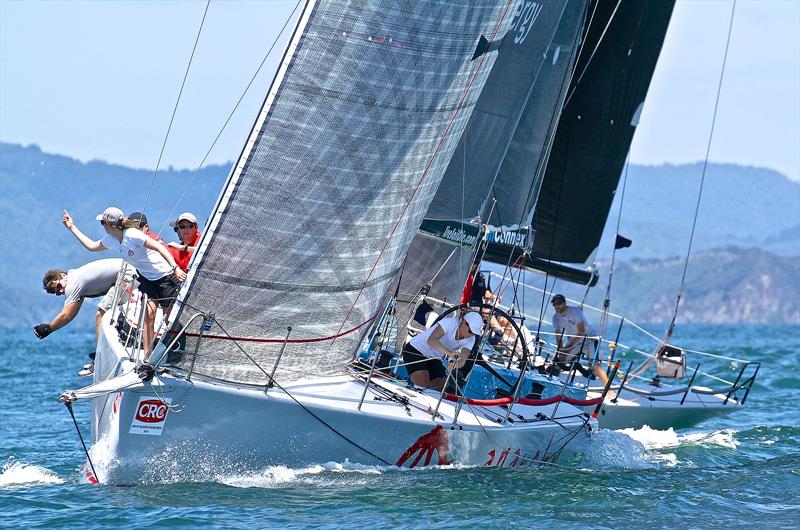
[141, 0, 211, 216]
[667, 0, 737, 336]
[200, 316, 393, 466]
[64, 401, 99, 484]
[155, 0, 304, 237]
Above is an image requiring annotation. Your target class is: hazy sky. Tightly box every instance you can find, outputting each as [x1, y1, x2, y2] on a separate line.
[1, 0, 798, 181]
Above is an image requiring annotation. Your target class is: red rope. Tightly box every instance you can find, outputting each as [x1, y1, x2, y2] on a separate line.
[170, 314, 376, 344]
[442, 393, 602, 407]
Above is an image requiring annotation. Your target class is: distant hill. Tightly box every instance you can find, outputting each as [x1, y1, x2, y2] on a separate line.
[0, 142, 229, 329]
[0, 142, 798, 328]
[494, 247, 800, 325]
[598, 162, 800, 259]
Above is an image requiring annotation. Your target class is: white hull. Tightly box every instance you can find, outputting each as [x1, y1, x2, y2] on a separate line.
[586, 386, 741, 431]
[474, 360, 742, 431]
[80, 321, 596, 485]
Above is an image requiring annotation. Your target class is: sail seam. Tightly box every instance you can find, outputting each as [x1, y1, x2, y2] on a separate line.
[327, 0, 516, 355]
[196, 267, 400, 293]
[178, 315, 376, 344]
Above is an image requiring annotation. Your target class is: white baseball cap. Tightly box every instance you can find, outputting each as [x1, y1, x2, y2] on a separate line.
[169, 212, 198, 227]
[95, 207, 124, 223]
[462, 311, 484, 336]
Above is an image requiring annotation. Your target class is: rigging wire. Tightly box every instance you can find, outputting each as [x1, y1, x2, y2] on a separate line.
[155, 0, 304, 237]
[596, 150, 631, 343]
[666, 0, 738, 338]
[563, 0, 621, 107]
[140, 0, 211, 216]
[479, 0, 590, 350]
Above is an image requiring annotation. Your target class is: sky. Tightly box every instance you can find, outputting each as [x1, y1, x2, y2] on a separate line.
[1, 0, 799, 181]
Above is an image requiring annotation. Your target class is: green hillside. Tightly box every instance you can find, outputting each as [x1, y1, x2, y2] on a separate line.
[1, 142, 798, 328]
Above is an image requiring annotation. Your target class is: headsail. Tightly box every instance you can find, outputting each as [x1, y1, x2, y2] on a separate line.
[430, 0, 585, 222]
[172, 0, 515, 384]
[531, 0, 676, 264]
[393, 0, 588, 318]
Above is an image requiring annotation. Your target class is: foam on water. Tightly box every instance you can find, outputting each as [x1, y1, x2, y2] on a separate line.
[617, 426, 739, 450]
[0, 458, 64, 487]
[85, 435, 121, 483]
[219, 461, 388, 489]
[580, 429, 656, 470]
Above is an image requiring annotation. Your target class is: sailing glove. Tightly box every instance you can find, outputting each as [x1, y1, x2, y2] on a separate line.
[33, 323, 52, 339]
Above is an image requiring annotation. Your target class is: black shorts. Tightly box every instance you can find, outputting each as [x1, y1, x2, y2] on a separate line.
[137, 272, 180, 309]
[402, 344, 446, 380]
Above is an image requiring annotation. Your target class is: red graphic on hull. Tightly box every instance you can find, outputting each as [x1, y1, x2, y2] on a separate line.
[112, 392, 121, 415]
[483, 447, 558, 468]
[84, 464, 98, 484]
[396, 425, 450, 467]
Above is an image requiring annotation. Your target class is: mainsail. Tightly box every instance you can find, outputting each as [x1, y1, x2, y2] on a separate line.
[393, 0, 588, 318]
[531, 0, 676, 264]
[172, 0, 515, 384]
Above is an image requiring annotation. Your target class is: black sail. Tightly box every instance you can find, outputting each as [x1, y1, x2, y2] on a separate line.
[531, 0, 676, 263]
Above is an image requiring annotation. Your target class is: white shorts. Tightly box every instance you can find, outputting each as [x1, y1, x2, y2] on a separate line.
[97, 268, 138, 313]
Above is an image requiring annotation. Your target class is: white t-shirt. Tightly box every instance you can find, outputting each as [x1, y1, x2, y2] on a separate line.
[552, 305, 595, 340]
[101, 228, 172, 281]
[409, 317, 476, 360]
[64, 258, 124, 306]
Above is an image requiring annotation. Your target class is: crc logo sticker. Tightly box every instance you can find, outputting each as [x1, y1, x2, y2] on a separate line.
[129, 397, 171, 436]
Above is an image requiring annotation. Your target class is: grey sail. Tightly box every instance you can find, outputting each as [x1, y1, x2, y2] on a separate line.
[171, 0, 514, 385]
[394, 0, 588, 321]
[488, 0, 587, 228]
[531, 0, 676, 264]
[430, 0, 585, 223]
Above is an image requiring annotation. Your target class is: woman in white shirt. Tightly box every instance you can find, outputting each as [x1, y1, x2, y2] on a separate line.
[63, 207, 187, 361]
[402, 311, 483, 391]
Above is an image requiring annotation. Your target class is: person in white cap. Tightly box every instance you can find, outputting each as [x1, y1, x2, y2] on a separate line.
[401, 311, 483, 391]
[62, 208, 187, 361]
[166, 212, 202, 273]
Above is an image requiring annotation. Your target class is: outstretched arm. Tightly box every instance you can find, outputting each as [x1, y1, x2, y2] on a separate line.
[34, 300, 83, 339]
[143, 237, 187, 282]
[63, 210, 105, 252]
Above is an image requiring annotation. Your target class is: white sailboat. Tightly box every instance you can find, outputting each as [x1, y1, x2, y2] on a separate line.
[391, 0, 759, 432]
[59, 0, 602, 485]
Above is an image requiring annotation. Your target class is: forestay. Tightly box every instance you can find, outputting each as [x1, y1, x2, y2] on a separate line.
[172, 0, 514, 384]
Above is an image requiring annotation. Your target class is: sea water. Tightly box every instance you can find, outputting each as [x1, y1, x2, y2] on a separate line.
[1, 325, 798, 528]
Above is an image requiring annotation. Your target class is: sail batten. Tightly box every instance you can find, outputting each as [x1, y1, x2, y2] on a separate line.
[173, 0, 514, 384]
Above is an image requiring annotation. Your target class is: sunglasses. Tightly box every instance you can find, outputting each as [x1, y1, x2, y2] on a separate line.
[176, 223, 195, 230]
[46, 281, 64, 295]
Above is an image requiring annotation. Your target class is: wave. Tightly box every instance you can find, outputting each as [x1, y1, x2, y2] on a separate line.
[0, 459, 64, 487]
[580, 429, 657, 470]
[617, 426, 739, 450]
[218, 460, 393, 489]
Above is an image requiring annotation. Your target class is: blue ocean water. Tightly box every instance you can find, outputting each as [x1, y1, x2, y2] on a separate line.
[1, 324, 798, 528]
